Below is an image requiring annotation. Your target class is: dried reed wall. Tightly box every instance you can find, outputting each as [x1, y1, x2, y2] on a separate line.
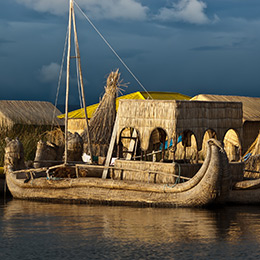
[117, 100, 243, 152]
[68, 118, 87, 135]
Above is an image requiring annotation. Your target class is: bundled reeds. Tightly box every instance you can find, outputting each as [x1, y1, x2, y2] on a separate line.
[244, 132, 260, 178]
[0, 125, 53, 166]
[82, 69, 124, 157]
[244, 155, 260, 179]
[4, 137, 26, 172]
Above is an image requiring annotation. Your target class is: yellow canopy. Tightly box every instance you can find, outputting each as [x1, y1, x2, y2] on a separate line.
[58, 91, 190, 119]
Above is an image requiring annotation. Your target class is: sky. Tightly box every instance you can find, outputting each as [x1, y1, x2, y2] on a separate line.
[1, 0, 260, 110]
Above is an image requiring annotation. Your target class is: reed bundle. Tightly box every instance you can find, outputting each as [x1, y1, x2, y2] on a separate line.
[244, 154, 260, 179]
[82, 69, 125, 156]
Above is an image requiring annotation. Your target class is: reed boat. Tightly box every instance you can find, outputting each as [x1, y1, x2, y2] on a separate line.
[228, 178, 260, 204]
[228, 151, 260, 204]
[4, 0, 234, 207]
[5, 138, 230, 207]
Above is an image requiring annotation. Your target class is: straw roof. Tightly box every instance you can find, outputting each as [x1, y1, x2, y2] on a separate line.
[191, 94, 260, 122]
[59, 91, 190, 119]
[0, 100, 64, 128]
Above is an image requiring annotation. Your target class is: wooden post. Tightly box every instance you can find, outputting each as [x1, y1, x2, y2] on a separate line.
[102, 115, 118, 179]
[144, 151, 147, 161]
[162, 140, 165, 161]
[117, 143, 120, 158]
[172, 137, 177, 163]
[126, 129, 137, 160]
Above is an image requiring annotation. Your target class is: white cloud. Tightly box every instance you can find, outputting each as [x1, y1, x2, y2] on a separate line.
[16, 0, 68, 15]
[39, 62, 60, 82]
[155, 0, 211, 25]
[15, 0, 148, 20]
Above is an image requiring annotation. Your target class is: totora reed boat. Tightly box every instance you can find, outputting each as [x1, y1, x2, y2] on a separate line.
[4, 0, 234, 207]
[5, 138, 230, 207]
[228, 178, 260, 204]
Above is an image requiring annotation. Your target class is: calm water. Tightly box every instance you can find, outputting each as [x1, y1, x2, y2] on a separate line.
[1, 198, 260, 260]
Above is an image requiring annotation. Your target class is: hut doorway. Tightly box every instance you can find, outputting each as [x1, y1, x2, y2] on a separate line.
[119, 127, 141, 160]
[199, 129, 217, 162]
[145, 128, 167, 162]
[223, 129, 241, 162]
[175, 130, 198, 163]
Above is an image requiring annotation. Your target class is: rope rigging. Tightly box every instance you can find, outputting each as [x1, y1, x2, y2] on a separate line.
[74, 0, 153, 100]
[52, 0, 153, 129]
[51, 25, 69, 130]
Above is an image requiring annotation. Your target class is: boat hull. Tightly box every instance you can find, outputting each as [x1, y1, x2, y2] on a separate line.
[6, 139, 230, 207]
[228, 178, 260, 204]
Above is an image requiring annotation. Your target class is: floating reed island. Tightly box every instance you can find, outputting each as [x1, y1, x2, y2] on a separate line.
[3, 72, 260, 205]
[4, 91, 247, 207]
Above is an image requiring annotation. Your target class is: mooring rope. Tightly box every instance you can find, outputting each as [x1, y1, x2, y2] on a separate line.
[165, 163, 182, 189]
[74, 1, 153, 100]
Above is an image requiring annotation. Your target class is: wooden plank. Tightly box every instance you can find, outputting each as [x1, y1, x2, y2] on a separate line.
[102, 115, 118, 179]
[126, 129, 137, 160]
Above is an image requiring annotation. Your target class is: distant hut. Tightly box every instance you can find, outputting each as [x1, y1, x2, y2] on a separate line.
[192, 94, 260, 158]
[0, 100, 64, 164]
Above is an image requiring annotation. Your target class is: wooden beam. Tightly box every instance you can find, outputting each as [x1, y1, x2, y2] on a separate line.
[126, 129, 137, 160]
[102, 115, 118, 179]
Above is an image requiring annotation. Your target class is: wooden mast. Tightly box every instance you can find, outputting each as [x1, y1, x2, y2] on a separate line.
[64, 0, 93, 164]
[64, 0, 73, 165]
[71, 1, 93, 162]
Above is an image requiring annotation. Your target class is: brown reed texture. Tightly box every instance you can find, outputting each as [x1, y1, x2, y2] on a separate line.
[82, 69, 126, 156]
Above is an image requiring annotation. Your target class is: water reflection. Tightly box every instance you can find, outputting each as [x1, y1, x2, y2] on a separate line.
[1, 199, 260, 259]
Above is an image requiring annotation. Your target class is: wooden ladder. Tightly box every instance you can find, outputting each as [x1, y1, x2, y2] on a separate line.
[122, 129, 138, 160]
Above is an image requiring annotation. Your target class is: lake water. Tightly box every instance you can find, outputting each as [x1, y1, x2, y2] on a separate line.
[1, 198, 260, 260]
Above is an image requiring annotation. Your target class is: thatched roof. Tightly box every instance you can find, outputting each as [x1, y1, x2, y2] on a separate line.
[191, 94, 260, 122]
[59, 91, 191, 119]
[0, 100, 64, 128]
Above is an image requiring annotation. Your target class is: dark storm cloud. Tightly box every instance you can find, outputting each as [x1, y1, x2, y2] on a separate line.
[0, 39, 14, 44]
[1, 0, 260, 106]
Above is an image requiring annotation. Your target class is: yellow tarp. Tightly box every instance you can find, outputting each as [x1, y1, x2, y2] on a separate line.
[58, 91, 190, 119]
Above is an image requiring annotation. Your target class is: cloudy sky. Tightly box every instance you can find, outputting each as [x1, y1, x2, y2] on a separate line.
[1, 0, 260, 109]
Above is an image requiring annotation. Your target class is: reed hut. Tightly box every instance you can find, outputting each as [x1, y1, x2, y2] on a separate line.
[114, 99, 242, 182]
[59, 91, 190, 135]
[0, 100, 64, 164]
[192, 94, 260, 155]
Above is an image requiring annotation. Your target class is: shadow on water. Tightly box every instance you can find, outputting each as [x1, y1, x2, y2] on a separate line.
[1, 199, 260, 259]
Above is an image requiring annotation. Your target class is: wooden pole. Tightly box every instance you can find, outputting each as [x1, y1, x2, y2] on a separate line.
[64, 0, 73, 165]
[71, 2, 93, 163]
[102, 115, 118, 179]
